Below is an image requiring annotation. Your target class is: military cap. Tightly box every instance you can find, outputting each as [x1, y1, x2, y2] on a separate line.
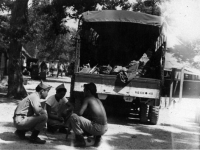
[56, 83, 66, 90]
[37, 80, 52, 90]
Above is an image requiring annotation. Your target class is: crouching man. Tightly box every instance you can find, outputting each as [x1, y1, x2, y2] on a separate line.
[45, 83, 73, 133]
[70, 82, 108, 147]
[13, 81, 51, 144]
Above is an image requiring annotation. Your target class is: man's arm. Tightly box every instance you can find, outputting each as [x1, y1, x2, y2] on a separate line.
[31, 97, 43, 115]
[65, 101, 74, 111]
[78, 98, 89, 116]
[63, 97, 74, 111]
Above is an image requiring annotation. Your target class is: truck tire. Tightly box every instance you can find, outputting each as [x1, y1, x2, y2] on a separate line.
[140, 103, 149, 124]
[149, 106, 160, 125]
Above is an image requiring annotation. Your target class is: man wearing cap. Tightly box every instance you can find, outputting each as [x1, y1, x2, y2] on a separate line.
[13, 81, 51, 144]
[70, 82, 108, 147]
[45, 83, 73, 133]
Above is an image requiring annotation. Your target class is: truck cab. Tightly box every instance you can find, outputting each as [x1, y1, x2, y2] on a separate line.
[70, 10, 166, 125]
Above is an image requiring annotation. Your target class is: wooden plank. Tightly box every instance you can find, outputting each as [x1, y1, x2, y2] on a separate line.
[74, 73, 160, 89]
[74, 81, 160, 99]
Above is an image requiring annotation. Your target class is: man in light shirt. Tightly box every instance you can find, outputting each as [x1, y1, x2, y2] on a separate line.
[45, 84, 73, 133]
[13, 81, 51, 144]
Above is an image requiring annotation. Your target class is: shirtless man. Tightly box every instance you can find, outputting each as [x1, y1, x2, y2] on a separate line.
[70, 82, 108, 147]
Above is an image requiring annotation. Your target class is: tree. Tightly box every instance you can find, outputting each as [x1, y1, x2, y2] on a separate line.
[0, 15, 10, 51]
[0, 0, 12, 51]
[100, 0, 131, 10]
[0, 0, 12, 12]
[53, 0, 131, 18]
[27, 0, 73, 61]
[132, 0, 162, 16]
[7, 0, 29, 98]
[168, 40, 200, 69]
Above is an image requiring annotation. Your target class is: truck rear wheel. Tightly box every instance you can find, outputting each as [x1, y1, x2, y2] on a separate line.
[140, 103, 149, 123]
[149, 106, 160, 125]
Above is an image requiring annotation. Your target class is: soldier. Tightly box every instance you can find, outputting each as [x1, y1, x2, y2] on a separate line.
[13, 81, 51, 144]
[70, 82, 108, 147]
[45, 83, 73, 133]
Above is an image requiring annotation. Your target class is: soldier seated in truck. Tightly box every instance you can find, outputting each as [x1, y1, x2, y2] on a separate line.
[70, 82, 108, 147]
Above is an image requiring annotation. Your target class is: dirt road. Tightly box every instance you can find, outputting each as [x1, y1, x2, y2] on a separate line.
[0, 76, 200, 149]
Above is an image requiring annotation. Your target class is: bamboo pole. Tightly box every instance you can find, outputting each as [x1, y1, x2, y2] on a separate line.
[179, 67, 185, 102]
[169, 68, 175, 107]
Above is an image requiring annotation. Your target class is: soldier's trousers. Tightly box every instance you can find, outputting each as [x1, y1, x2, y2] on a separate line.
[13, 111, 48, 131]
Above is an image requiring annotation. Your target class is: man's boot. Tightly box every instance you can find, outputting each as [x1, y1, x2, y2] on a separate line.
[14, 130, 27, 140]
[29, 130, 46, 144]
[74, 134, 86, 147]
[59, 127, 68, 134]
[94, 135, 102, 147]
[47, 124, 58, 133]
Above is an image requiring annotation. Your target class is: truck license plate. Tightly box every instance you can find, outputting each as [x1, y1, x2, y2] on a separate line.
[123, 96, 134, 102]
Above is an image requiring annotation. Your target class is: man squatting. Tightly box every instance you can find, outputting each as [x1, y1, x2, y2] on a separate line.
[13, 81, 51, 144]
[70, 82, 108, 147]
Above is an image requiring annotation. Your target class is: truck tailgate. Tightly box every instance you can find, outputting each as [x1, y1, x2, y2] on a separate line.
[73, 73, 161, 99]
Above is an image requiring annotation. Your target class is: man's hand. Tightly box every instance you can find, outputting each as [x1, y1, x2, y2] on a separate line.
[37, 109, 47, 116]
[58, 117, 64, 122]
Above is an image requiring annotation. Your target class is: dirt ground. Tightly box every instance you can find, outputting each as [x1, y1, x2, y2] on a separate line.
[0, 76, 200, 150]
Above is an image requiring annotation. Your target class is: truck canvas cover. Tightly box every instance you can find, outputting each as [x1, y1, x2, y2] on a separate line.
[82, 10, 163, 27]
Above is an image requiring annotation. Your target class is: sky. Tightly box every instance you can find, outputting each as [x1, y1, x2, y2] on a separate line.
[160, 0, 200, 48]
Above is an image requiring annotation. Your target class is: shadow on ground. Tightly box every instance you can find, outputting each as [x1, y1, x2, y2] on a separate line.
[0, 93, 20, 105]
[1, 95, 200, 149]
[0, 114, 200, 149]
[106, 112, 200, 149]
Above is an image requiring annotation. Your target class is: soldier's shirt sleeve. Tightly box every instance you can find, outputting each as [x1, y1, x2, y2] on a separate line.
[29, 94, 43, 115]
[46, 95, 54, 107]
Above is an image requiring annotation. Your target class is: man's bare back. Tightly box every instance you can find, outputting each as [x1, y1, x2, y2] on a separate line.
[84, 96, 107, 125]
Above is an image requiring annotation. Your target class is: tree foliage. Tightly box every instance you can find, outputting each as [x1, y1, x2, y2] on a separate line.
[53, 0, 131, 18]
[0, 0, 12, 51]
[132, 0, 161, 16]
[26, 0, 131, 62]
[26, 0, 75, 61]
[0, 15, 10, 51]
[168, 40, 200, 69]
[0, 0, 13, 12]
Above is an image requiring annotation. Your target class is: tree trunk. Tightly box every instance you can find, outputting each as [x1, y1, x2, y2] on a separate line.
[7, 0, 29, 99]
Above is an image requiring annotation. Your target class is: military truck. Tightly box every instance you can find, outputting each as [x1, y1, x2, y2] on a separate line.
[70, 10, 166, 125]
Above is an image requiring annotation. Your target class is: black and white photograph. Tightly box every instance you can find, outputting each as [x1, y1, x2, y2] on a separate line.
[0, 0, 200, 149]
